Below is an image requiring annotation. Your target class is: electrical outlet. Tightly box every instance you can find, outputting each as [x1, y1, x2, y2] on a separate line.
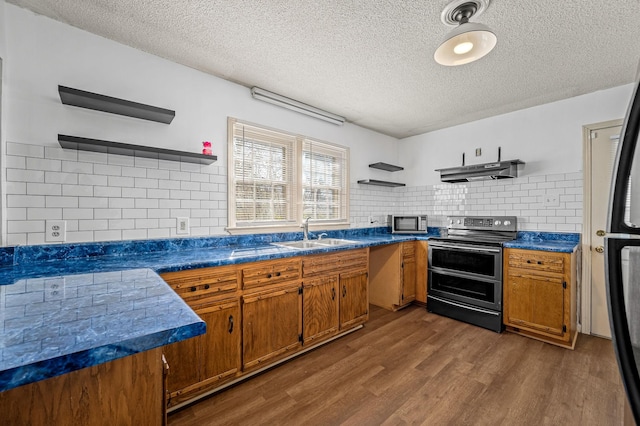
[544, 194, 559, 207]
[46, 220, 66, 242]
[475, 148, 482, 156]
[177, 217, 190, 235]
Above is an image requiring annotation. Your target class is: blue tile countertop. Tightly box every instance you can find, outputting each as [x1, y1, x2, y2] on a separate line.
[503, 231, 581, 253]
[0, 268, 205, 392]
[0, 226, 577, 393]
[0, 227, 435, 393]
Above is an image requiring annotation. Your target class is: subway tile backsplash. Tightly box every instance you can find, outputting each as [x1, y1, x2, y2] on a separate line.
[350, 172, 583, 233]
[6, 141, 228, 245]
[6, 141, 582, 245]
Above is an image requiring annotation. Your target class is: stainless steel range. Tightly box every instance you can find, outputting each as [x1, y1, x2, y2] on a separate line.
[427, 216, 517, 332]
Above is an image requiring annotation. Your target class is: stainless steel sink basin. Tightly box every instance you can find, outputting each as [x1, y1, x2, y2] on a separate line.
[272, 240, 324, 249]
[272, 238, 357, 250]
[315, 238, 357, 246]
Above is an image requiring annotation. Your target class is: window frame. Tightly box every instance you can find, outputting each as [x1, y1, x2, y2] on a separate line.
[227, 117, 350, 233]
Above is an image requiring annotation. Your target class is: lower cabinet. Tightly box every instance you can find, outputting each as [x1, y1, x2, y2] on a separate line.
[369, 242, 420, 311]
[163, 298, 241, 407]
[242, 283, 302, 370]
[339, 269, 369, 329]
[161, 249, 369, 409]
[503, 247, 578, 349]
[303, 275, 339, 344]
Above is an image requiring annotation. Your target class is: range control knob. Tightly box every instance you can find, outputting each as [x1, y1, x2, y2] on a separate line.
[456, 219, 462, 225]
[494, 220, 502, 226]
[504, 220, 512, 226]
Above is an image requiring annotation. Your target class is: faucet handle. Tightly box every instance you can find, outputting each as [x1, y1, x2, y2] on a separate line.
[317, 233, 328, 240]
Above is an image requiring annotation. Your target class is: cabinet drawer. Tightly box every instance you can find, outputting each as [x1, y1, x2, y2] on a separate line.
[161, 265, 239, 305]
[507, 251, 564, 274]
[303, 248, 368, 277]
[242, 258, 301, 290]
[303, 253, 341, 276]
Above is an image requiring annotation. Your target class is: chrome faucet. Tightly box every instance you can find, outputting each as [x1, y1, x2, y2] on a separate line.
[302, 217, 310, 241]
[317, 233, 328, 241]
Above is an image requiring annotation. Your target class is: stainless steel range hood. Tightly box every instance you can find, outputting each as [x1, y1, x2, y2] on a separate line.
[436, 159, 524, 183]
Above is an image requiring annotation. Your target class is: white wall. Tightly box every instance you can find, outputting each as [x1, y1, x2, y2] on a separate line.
[393, 84, 634, 233]
[3, 4, 399, 245]
[399, 84, 634, 186]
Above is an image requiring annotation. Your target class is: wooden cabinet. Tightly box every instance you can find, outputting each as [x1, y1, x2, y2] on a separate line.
[303, 248, 369, 337]
[402, 242, 417, 304]
[162, 249, 368, 409]
[242, 283, 302, 370]
[416, 241, 428, 304]
[303, 275, 339, 344]
[503, 248, 578, 349]
[161, 265, 241, 407]
[339, 269, 369, 329]
[369, 242, 421, 310]
[1, 348, 165, 426]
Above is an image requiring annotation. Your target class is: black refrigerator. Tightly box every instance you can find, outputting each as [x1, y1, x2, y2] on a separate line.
[606, 63, 640, 424]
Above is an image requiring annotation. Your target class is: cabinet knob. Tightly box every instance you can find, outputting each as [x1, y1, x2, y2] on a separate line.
[526, 260, 532, 264]
[228, 315, 234, 333]
[204, 284, 210, 289]
[342, 285, 347, 297]
[266, 274, 272, 278]
[537, 261, 542, 265]
[595, 246, 604, 253]
[275, 272, 281, 277]
[190, 286, 197, 292]
[331, 287, 336, 300]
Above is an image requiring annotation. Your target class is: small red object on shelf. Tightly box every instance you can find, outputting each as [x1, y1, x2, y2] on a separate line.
[202, 141, 212, 156]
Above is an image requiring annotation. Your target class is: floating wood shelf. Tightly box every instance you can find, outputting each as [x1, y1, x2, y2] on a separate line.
[59, 85, 175, 124]
[58, 135, 216, 165]
[357, 179, 405, 187]
[368, 162, 404, 172]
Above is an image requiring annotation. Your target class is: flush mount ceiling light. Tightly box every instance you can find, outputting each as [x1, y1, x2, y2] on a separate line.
[434, 0, 497, 66]
[251, 87, 345, 125]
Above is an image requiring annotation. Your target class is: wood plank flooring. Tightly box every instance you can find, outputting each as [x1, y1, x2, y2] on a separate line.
[168, 305, 626, 426]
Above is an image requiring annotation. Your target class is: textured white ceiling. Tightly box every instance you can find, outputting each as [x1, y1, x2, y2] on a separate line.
[7, 0, 640, 138]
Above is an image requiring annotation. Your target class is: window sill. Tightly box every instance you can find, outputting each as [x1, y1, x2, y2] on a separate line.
[226, 222, 351, 235]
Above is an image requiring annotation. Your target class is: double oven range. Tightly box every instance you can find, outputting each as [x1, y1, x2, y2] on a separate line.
[427, 216, 517, 333]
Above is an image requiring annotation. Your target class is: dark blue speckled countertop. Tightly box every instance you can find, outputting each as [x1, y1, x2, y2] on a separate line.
[0, 268, 205, 392]
[503, 231, 580, 253]
[0, 226, 578, 392]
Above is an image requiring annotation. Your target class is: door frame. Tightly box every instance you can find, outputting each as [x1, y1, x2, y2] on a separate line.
[582, 118, 623, 335]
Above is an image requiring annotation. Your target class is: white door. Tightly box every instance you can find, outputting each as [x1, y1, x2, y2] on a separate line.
[589, 124, 621, 338]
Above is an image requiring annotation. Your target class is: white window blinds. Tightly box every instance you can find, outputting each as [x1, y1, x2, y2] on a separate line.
[231, 121, 298, 226]
[303, 139, 349, 223]
[228, 118, 350, 230]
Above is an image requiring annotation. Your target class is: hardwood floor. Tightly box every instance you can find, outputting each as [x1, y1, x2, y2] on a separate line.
[168, 305, 625, 425]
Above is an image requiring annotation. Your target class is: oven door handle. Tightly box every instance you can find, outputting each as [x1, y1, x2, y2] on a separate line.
[428, 241, 501, 253]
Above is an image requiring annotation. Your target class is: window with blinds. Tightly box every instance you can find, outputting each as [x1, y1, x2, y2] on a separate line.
[303, 139, 348, 222]
[228, 118, 349, 230]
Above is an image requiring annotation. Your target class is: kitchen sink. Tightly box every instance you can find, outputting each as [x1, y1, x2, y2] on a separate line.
[272, 238, 357, 250]
[272, 240, 324, 249]
[315, 238, 357, 246]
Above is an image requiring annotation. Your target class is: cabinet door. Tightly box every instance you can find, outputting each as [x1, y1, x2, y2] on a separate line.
[401, 243, 416, 305]
[163, 298, 241, 407]
[339, 270, 369, 329]
[163, 325, 201, 405]
[242, 284, 302, 370]
[506, 272, 565, 336]
[199, 299, 241, 385]
[303, 275, 339, 344]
